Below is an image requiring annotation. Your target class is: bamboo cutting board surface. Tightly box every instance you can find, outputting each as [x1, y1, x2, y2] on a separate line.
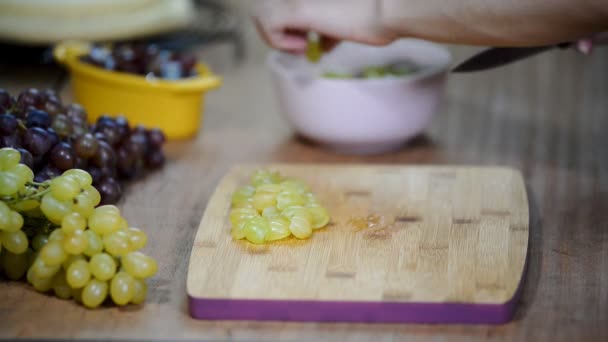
[187, 164, 529, 324]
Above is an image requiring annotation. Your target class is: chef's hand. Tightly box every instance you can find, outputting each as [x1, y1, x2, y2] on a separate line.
[253, 0, 608, 51]
[252, 0, 395, 54]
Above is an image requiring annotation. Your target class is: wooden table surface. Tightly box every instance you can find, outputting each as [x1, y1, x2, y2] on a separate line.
[0, 39, 607, 341]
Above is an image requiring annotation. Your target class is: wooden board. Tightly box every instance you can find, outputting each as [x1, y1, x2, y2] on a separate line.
[187, 164, 529, 324]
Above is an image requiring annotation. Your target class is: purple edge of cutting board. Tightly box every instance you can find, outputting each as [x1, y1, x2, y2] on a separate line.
[188, 250, 529, 324]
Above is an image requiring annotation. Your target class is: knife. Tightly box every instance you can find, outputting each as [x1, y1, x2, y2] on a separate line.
[452, 43, 571, 73]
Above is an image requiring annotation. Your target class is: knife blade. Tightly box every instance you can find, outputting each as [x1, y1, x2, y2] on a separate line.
[452, 44, 568, 73]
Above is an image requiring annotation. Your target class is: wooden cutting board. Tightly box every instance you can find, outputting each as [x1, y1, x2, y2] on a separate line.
[187, 164, 529, 324]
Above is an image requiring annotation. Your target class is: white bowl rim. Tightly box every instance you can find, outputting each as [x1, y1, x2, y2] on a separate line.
[267, 38, 453, 84]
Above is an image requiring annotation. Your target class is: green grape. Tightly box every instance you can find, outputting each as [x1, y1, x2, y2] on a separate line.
[3, 211, 24, 233]
[251, 170, 282, 187]
[230, 222, 246, 240]
[50, 176, 81, 201]
[83, 230, 103, 257]
[73, 193, 95, 218]
[262, 206, 280, 218]
[48, 229, 65, 242]
[72, 287, 83, 303]
[82, 186, 101, 207]
[63, 169, 93, 187]
[27, 267, 54, 292]
[231, 186, 255, 207]
[2, 249, 30, 280]
[103, 230, 130, 257]
[256, 184, 282, 194]
[61, 212, 86, 234]
[0, 148, 20, 170]
[66, 259, 90, 288]
[243, 216, 269, 244]
[89, 253, 116, 281]
[40, 193, 73, 225]
[118, 217, 129, 230]
[126, 227, 147, 251]
[130, 278, 147, 305]
[31, 234, 49, 251]
[307, 205, 330, 229]
[122, 251, 158, 279]
[63, 230, 88, 255]
[30, 257, 61, 278]
[0, 171, 20, 196]
[229, 208, 258, 227]
[303, 193, 319, 206]
[281, 206, 310, 220]
[280, 180, 309, 194]
[0, 202, 11, 228]
[305, 31, 321, 63]
[322, 71, 354, 79]
[12, 199, 39, 212]
[289, 215, 313, 239]
[82, 279, 108, 308]
[88, 206, 121, 235]
[276, 191, 305, 210]
[110, 271, 135, 305]
[39, 241, 67, 266]
[53, 270, 72, 299]
[0, 230, 28, 254]
[267, 216, 291, 241]
[62, 254, 85, 270]
[12, 164, 34, 184]
[252, 192, 277, 212]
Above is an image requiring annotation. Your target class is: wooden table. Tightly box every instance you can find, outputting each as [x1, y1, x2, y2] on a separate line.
[1, 41, 607, 341]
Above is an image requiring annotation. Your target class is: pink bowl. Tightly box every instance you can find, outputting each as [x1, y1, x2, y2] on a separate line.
[268, 39, 452, 154]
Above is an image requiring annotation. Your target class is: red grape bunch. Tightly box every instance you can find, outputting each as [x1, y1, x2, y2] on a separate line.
[81, 42, 198, 80]
[0, 87, 166, 205]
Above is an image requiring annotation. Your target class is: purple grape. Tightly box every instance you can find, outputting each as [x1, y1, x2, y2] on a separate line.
[65, 103, 87, 122]
[45, 128, 59, 147]
[26, 110, 51, 128]
[51, 114, 72, 138]
[74, 133, 99, 158]
[17, 148, 33, 169]
[91, 140, 116, 168]
[145, 148, 165, 169]
[0, 113, 18, 136]
[0, 89, 14, 111]
[116, 147, 135, 178]
[50, 142, 76, 171]
[0, 134, 21, 148]
[147, 128, 166, 148]
[114, 116, 130, 141]
[95, 119, 120, 146]
[42, 89, 60, 101]
[16, 88, 42, 110]
[86, 166, 103, 184]
[124, 133, 148, 158]
[97, 177, 122, 205]
[35, 165, 61, 182]
[22, 127, 51, 156]
[42, 97, 63, 116]
[74, 156, 88, 170]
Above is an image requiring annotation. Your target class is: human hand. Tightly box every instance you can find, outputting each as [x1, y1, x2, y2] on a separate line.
[252, 0, 395, 54]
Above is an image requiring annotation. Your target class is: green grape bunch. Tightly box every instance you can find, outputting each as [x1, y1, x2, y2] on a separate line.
[0, 147, 157, 308]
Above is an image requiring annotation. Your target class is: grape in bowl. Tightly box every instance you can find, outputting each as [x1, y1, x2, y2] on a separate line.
[267, 39, 452, 155]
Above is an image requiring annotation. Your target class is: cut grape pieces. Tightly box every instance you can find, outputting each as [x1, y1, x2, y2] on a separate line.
[229, 170, 331, 244]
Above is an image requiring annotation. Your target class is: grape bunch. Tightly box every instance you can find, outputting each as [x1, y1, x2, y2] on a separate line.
[0, 87, 166, 205]
[229, 170, 330, 244]
[0, 148, 157, 308]
[80, 42, 198, 80]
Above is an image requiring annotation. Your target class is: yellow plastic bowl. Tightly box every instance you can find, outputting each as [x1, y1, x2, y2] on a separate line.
[53, 41, 222, 140]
